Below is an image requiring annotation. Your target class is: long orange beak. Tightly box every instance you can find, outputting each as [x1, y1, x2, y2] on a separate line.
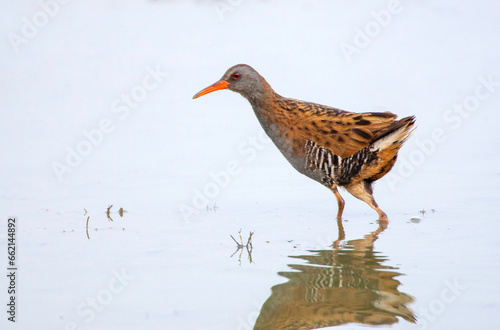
[192, 80, 230, 99]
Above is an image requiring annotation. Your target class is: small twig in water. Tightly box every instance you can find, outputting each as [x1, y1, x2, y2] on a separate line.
[230, 234, 240, 246]
[246, 231, 254, 249]
[230, 230, 255, 264]
[206, 203, 218, 212]
[238, 229, 244, 246]
[107, 205, 113, 221]
[86, 216, 90, 240]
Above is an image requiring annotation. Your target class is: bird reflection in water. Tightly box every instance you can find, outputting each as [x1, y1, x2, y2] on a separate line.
[254, 220, 416, 329]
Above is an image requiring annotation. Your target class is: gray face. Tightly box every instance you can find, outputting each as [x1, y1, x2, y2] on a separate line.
[220, 64, 264, 100]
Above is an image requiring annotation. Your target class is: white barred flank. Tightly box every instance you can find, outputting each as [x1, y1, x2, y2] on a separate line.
[305, 140, 339, 180]
[305, 139, 378, 186]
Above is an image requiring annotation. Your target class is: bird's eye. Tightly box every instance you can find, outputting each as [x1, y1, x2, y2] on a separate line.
[233, 73, 240, 79]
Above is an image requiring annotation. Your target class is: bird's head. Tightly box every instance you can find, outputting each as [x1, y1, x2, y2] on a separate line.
[193, 64, 268, 101]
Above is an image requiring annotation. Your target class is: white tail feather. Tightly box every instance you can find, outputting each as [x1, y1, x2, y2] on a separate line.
[370, 125, 414, 152]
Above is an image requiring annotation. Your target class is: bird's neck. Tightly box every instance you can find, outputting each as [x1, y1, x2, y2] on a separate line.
[243, 76, 278, 108]
[246, 80, 283, 135]
[249, 90, 306, 174]
[245, 82, 298, 159]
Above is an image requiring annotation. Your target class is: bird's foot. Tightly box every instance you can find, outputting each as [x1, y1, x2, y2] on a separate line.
[377, 220, 388, 230]
[378, 211, 389, 222]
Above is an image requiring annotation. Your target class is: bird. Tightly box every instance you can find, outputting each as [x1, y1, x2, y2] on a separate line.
[193, 64, 415, 221]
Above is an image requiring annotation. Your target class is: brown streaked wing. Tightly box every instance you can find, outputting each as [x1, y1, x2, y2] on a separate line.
[278, 98, 397, 158]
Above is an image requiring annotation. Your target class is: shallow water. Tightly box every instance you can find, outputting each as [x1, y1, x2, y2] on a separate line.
[8, 183, 497, 330]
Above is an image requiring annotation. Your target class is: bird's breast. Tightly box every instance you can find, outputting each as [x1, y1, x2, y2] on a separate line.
[251, 106, 328, 183]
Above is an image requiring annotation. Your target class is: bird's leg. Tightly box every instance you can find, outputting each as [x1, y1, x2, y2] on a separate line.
[330, 218, 346, 249]
[329, 186, 345, 220]
[346, 181, 388, 221]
